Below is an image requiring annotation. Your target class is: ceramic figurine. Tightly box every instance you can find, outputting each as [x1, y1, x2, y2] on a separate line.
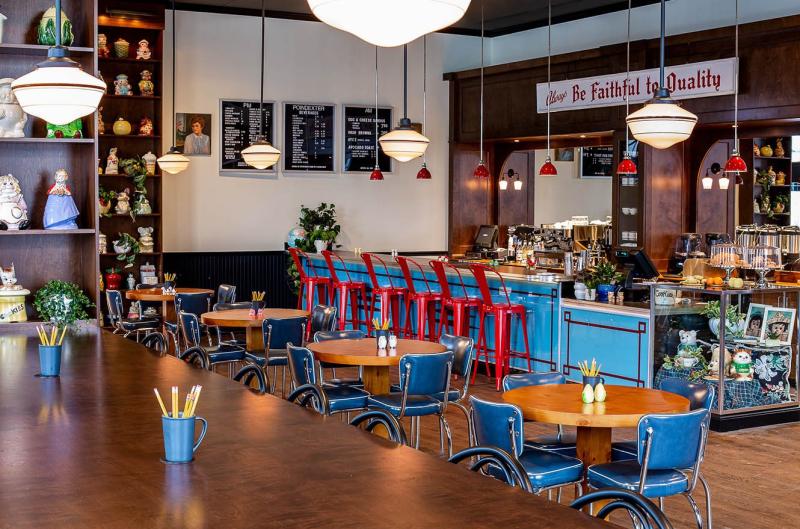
[133, 195, 152, 215]
[126, 273, 136, 290]
[138, 226, 154, 253]
[114, 188, 131, 215]
[730, 349, 754, 381]
[38, 5, 74, 46]
[753, 199, 761, 215]
[776, 170, 787, 186]
[114, 74, 132, 96]
[0, 263, 22, 290]
[143, 151, 157, 176]
[775, 138, 786, 158]
[46, 118, 83, 139]
[753, 143, 761, 156]
[0, 78, 28, 137]
[136, 39, 152, 60]
[98, 107, 105, 135]
[43, 169, 79, 230]
[113, 117, 131, 136]
[768, 166, 777, 184]
[106, 147, 119, 175]
[138, 70, 154, 96]
[98, 33, 110, 58]
[98, 232, 108, 254]
[138, 117, 154, 136]
[0, 263, 30, 322]
[760, 144, 774, 157]
[114, 37, 129, 58]
[0, 174, 29, 230]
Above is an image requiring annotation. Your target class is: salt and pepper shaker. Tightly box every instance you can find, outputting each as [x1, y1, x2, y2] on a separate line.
[377, 335, 388, 350]
[388, 334, 398, 349]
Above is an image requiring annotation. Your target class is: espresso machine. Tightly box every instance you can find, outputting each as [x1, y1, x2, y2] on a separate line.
[572, 223, 611, 266]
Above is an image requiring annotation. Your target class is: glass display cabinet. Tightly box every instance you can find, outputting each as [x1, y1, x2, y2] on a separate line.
[650, 283, 800, 430]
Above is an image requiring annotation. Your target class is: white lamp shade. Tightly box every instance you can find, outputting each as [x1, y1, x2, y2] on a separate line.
[513, 179, 523, 191]
[379, 127, 430, 162]
[307, 0, 470, 47]
[626, 100, 698, 149]
[157, 151, 191, 175]
[702, 176, 713, 190]
[11, 64, 105, 125]
[718, 176, 730, 190]
[498, 179, 508, 190]
[242, 141, 281, 169]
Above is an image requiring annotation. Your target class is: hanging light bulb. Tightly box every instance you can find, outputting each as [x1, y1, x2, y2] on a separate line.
[379, 44, 429, 162]
[724, 0, 746, 180]
[11, 0, 104, 125]
[307, 0, 470, 48]
[417, 36, 432, 180]
[539, 0, 557, 176]
[719, 175, 730, 190]
[498, 173, 508, 190]
[243, 0, 281, 169]
[617, 0, 638, 176]
[702, 169, 713, 190]
[513, 170, 523, 190]
[473, 1, 488, 179]
[370, 47, 384, 180]
[158, 1, 190, 175]
[626, 0, 697, 149]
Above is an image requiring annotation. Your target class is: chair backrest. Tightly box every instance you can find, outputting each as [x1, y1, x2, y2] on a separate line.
[309, 305, 337, 335]
[287, 344, 318, 387]
[288, 247, 314, 280]
[658, 377, 715, 411]
[322, 250, 352, 284]
[314, 329, 366, 342]
[440, 334, 474, 379]
[569, 489, 675, 529]
[395, 256, 435, 296]
[175, 292, 211, 318]
[141, 332, 167, 352]
[213, 301, 252, 311]
[469, 395, 524, 457]
[428, 260, 453, 299]
[105, 290, 124, 323]
[361, 252, 396, 289]
[263, 317, 306, 351]
[217, 284, 236, 304]
[469, 264, 512, 308]
[448, 446, 532, 493]
[178, 311, 203, 348]
[399, 351, 454, 396]
[350, 410, 408, 445]
[637, 408, 709, 471]
[502, 372, 566, 391]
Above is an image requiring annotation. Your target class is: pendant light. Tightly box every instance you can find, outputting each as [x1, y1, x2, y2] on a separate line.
[306, 0, 470, 48]
[11, 0, 104, 125]
[724, 0, 746, 178]
[157, 0, 190, 175]
[417, 35, 432, 180]
[379, 44, 430, 163]
[370, 47, 384, 181]
[617, 0, 638, 175]
[242, 0, 281, 169]
[473, 0, 489, 179]
[626, 0, 697, 149]
[539, 0, 557, 176]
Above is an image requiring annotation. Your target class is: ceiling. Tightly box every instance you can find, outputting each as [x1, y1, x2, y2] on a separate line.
[172, 0, 664, 37]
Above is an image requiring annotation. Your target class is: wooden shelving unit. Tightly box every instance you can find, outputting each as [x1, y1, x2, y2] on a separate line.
[748, 137, 793, 226]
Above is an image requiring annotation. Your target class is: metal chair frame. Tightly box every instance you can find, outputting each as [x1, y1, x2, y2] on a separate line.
[105, 290, 159, 341]
[179, 311, 243, 377]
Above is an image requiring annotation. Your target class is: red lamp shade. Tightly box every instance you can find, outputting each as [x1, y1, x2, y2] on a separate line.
[538, 157, 557, 176]
[417, 163, 432, 179]
[473, 161, 490, 179]
[370, 167, 384, 180]
[617, 155, 638, 175]
[724, 151, 747, 174]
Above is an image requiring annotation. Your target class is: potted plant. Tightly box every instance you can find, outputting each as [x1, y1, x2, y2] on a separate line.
[33, 280, 94, 327]
[700, 300, 746, 338]
[589, 259, 622, 302]
[98, 186, 115, 217]
[113, 232, 140, 268]
[287, 203, 341, 293]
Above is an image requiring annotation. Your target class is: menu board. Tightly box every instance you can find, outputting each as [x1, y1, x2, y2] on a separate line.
[580, 145, 614, 178]
[283, 103, 335, 172]
[343, 105, 392, 172]
[219, 99, 275, 175]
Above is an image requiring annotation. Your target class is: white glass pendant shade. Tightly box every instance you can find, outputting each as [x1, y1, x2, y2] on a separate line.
[626, 98, 698, 149]
[307, 0, 470, 47]
[513, 178, 523, 191]
[242, 140, 281, 169]
[157, 149, 190, 175]
[498, 178, 508, 190]
[379, 121, 430, 162]
[702, 176, 713, 190]
[718, 176, 730, 190]
[12, 59, 105, 125]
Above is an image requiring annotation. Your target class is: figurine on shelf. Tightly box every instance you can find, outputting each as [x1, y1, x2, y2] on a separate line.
[114, 37, 130, 58]
[0, 264, 22, 290]
[753, 143, 761, 156]
[114, 74, 132, 96]
[98, 33, 110, 58]
[38, 5, 74, 46]
[0, 78, 28, 138]
[143, 151, 157, 176]
[126, 273, 136, 291]
[98, 107, 105, 135]
[106, 147, 119, 175]
[133, 195, 152, 215]
[776, 170, 787, 186]
[138, 70, 154, 96]
[115, 188, 131, 215]
[730, 349, 754, 381]
[43, 169, 79, 230]
[0, 174, 29, 230]
[46, 118, 82, 139]
[113, 117, 132, 136]
[136, 39, 152, 60]
[138, 117, 154, 136]
[768, 166, 777, 184]
[761, 144, 774, 157]
[775, 138, 786, 158]
[0, 263, 30, 322]
[98, 232, 108, 254]
[138, 226, 154, 253]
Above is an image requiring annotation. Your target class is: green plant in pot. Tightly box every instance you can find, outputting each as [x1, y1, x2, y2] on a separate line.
[98, 186, 115, 217]
[287, 203, 341, 293]
[590, 259, 623, 302]
[113, 232, 140, 268]
[34, 280, 94, 327]
[700, 300, 746, 338]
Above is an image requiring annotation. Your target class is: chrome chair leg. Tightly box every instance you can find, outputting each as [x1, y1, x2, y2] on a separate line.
[685, 493, 704, 529]
[439, 414, 452, 458]
[415, 417, 421, 449]
[699, 474, 712, 529]
[556, 487, 562, 504]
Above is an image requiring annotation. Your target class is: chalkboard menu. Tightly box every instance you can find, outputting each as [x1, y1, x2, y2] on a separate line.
[343, 105, 392, 172]
[219, 99, 275, 175]
[580, 146, 614, 178]
[283, 103, 335, 172]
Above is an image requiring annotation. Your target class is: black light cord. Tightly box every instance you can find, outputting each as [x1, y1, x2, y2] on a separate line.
[171, 0, 177, 149]
[259, 0, 265, 139]
[403, 44, 408, 119]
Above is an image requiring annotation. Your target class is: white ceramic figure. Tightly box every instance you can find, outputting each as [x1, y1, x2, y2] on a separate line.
[106, 147, 119, 175]
[98, 232, 108, 254]
[115, 189, 130, 215]
[137, 226, 154, 253]
[0, 263, 22, 290]
[136, 39, 152, 60]
[126, 273, 136, 290]
[0, 174, 29, 230]
[142, 151, 157, 175]
[0, 78, 28, 137]
[730, 349, 754, 381]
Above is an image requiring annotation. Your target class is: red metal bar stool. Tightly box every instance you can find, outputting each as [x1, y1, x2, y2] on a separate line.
[361, 253, 407, 336]
[429, 260, 482, 340]
[288, 247, 331, 315]
[396, 256, 442, 341]
[469, 264, 532, 391]
[322, 250, 367, 332]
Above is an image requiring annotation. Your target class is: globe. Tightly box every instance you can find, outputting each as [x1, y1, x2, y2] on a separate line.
[287, 227, 306, 248]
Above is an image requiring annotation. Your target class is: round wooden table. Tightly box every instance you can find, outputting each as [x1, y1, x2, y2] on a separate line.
[200, 308, 310, 351]
[126, 287, 214, 323]
[502, 384, 689, 486]
[307, 338, 447, 394]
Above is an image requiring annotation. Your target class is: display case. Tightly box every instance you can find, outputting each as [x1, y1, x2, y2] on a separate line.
[650, 283, 800, 430]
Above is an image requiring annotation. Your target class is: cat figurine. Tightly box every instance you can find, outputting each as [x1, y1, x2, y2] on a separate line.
[0, 263, 22, 290]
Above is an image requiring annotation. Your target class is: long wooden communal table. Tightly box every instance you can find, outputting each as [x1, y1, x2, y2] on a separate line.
[0, 329, 610, 528]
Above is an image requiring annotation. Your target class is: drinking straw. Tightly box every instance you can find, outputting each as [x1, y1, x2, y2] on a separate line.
[153, 388, 168, 417]
[171, 386, 178, 418]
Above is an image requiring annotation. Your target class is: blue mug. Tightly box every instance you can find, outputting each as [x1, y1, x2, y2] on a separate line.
[162, 414, 208, 463]
[38, 345, 62, 377]
[582, 375, 604, 389]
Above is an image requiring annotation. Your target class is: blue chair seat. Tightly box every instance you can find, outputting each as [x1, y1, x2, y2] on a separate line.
[488, 448, 583, 490]
[523, 433, 577, 457]
[325, 378, 364, 388]
[367, 394, 442, 417]
[120, 317, 160, 331]
[206, 345, 246, 364]
[587, 461, 689, 498]
[390, 383, 459, 403]
[326, 386, 370, 413]
[611, 440, 639, 461]
[244, 351, 288, 367]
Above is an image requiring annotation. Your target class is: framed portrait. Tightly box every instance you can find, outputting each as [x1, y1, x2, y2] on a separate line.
[762, 307, 796, 345]
[176, 113, 212, 156]
[744, 303, 768, 340]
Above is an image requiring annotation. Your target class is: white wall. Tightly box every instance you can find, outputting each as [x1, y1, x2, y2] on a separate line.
[162, 11, 480, 252]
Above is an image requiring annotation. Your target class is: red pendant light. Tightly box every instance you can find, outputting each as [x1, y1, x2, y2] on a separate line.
[724, 0, 746, 180]
[473, 1, 489, 178]
[370, 47, 384, 181]
[617, 0, 638, 176]
[539, 0, 557, 176]
[418, 36, 432, 180]
[617, 155, 638, 175]
[370, 167, 384, 180]
[417, 164, 431, 179]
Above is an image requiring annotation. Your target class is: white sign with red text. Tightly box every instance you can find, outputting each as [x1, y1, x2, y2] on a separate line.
[536, 58, 736, 113]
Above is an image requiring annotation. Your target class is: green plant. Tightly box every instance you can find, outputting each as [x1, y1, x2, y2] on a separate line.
[119, 157, 148, 216]
[287, 203, 342, 293]
[34, 280, 93, 326]
[590, 259, 623, 286]
[700, 300, 744, 323]
[98, 186, 116, 217]
[114, 232, 140, 268]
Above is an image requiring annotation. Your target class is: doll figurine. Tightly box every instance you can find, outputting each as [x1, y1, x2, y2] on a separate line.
[138, 117, 154, 136]
[106, 147, 119, 175]
[136, 39, 152, 60]
[43, 169, 79, 230]
[114, 74, 132, 96]
[98, 33, 110, 58]
[138, 70, 154, 96]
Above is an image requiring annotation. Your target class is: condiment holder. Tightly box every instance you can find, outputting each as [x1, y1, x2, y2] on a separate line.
[154, 386, 207, 464]
[372, 318, 391, 349]
[579, 359, 607, 404]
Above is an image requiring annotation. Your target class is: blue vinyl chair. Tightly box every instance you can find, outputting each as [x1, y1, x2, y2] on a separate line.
[165, 292, 212, 352]
[570, 489, 675, 529]
[285, 344, 369, 416]
[313, 329, 365, 387]
[367, 351, 455, 455]
[587, 408, 711, 529]
[469, 395, 584, 499]
[105, 290, 160, 341]
[236, 317, 306, 396]
[502, 372, 577, 456]
[179, 311, 245, 376]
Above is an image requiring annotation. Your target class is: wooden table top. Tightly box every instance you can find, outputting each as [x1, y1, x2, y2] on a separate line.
[307, 338, 447, 366]
[126, 287, 214, 301]
[0, 329, 608, 529]
[503, 384, 690, 428]
[201, 308, 310, 327]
